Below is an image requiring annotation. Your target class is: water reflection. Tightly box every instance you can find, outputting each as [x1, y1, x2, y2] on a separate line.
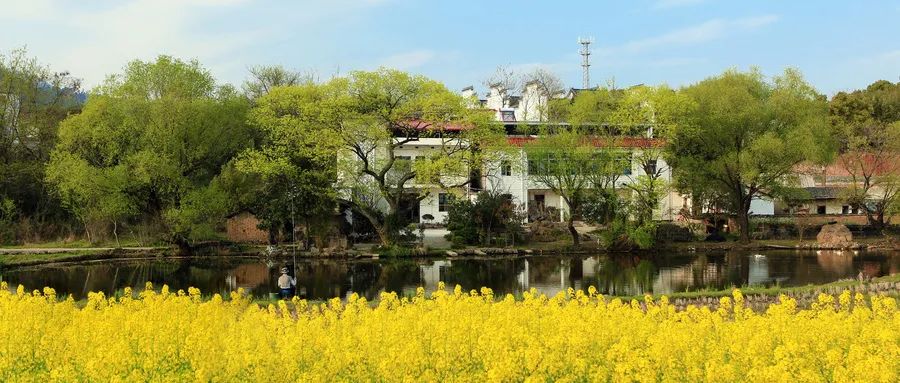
[1, 251, 897, 300]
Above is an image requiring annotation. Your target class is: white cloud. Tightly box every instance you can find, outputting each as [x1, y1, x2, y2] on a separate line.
[608, 15, 780, 54]
[651, 0, 706, 11]
[378, 50, 438, 70]
[1, 0, 393, 88]
[733, 14, 781, 28]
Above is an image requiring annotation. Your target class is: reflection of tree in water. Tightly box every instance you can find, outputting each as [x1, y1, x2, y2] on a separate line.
[4, 251, 899, 301]
[440, 258, 525, 295]
[289, 259, 423, 300]
[815, 251, 854, 275]
[342, 260, 423, 300]
[294, 260, 350, 299]
[374, 260, 423, 296]
[587, 255, 657, 296]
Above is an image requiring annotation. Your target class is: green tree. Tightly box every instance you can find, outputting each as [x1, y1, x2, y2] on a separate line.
[329, 69, 500, 246]
[550, 88, 622, 126]
[609, 85, 696, 222]
[829, 80, 900, 229]
[444, 190, 523, 246]
[231, 84, 341, 244]
[47, 55, 252, 245]
[0, 48, 82, 240]
[524, 130, 602, 247]
[668, 68, 830, 243]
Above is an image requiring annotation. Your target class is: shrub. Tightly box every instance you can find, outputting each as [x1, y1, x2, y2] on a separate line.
[445, 191, 524, 246]
[0, 198, 17, 244]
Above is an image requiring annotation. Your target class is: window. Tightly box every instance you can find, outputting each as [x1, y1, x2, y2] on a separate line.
[534, 194, 545, 208]
[817, 205, 826, 215]
[852, 206, 859, 214]
[500, 110, 516, 122]
[842, 205, 849, 215]
[438, 193, 452, 212]
[645, 159, 657, 176]
[615, 152, 632, 175]
[500, 160, 512, 176]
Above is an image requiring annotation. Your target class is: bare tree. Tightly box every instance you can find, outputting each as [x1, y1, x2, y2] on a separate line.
[482, 65, 520, 108]
[520, 68, 564, 121]
[242, 65, 316, 99]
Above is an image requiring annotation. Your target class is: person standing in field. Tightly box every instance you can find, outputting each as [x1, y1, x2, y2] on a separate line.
[278, 267, 296, 298]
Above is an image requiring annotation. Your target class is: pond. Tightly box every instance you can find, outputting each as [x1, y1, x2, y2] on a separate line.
[2, 250, 898, 300]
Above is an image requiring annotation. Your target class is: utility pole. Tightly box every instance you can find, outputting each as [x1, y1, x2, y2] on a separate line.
[578, 37, 593, 89]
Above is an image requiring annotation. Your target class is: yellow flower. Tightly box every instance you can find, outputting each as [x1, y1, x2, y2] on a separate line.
[0, 285, 895, 382]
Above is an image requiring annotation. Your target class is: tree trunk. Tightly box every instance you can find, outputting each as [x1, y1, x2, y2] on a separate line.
[374, 226, 390, 247]
[568, 216, 580, 248]
[112, 221, 120, 248]
[871, 210, 886, 232]
[737, 210, 751, 244]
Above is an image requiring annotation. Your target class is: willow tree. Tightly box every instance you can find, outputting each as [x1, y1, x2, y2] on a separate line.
[668, 68, 830, 243]
[231, 83, 341, 244]
[47, 56, 252, 245]
[328, 69, 500, 246]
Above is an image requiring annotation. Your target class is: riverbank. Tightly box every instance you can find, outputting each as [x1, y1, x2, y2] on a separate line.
[620, 273, 900, 311]
[3, 236, 900, 269]
[0, 248, 168, 268]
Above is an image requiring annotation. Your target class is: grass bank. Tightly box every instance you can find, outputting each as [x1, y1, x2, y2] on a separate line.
[618, 273, 900, 303]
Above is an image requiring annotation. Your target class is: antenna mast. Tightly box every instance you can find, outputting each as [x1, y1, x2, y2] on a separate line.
[578, 37, 593, 89]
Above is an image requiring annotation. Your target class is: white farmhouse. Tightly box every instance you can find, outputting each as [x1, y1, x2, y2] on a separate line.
[375, 84, 694, 225]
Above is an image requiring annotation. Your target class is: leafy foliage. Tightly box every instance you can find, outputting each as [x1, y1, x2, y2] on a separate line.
[0, 48, 83, 242]
[668, 68, 830, 243]
[46, 55, 252, 244]
[444, 191, 524, 246]
[232, 84, 341, 244]
[829, 80, 900, 229]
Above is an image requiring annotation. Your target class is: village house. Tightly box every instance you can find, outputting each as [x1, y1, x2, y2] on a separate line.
[375, 83, 693, 225]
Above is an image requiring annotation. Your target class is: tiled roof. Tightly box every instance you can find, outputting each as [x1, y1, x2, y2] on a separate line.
[803, 186, 844, 200]
[402, 120, 469, 131]
[507, 136, 665, 148]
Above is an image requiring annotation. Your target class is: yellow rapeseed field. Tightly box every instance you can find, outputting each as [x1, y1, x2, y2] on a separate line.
[0, 281, 898, 382]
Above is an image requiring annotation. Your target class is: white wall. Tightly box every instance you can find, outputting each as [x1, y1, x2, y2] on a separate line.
[750, 197, 775, 216]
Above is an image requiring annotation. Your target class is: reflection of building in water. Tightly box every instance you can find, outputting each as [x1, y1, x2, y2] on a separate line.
[582, 257, 598, 279]
[651, 260, 723, 295]
[419, 260, 451, 291]
[747, 255, 770, 286]
[518, 260, 530, 290]
[225, 264, 271, 293]
[816, 251, 854, 275]
[525, 258, 569, 297]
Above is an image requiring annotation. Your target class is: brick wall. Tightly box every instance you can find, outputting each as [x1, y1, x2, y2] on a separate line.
[226, 212, 269, 243]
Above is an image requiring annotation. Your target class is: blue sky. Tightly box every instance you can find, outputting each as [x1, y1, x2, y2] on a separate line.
[2, 0, 898, 95]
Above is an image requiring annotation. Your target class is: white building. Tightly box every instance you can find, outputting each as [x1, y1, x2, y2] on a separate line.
[376, 84, 693, 225]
